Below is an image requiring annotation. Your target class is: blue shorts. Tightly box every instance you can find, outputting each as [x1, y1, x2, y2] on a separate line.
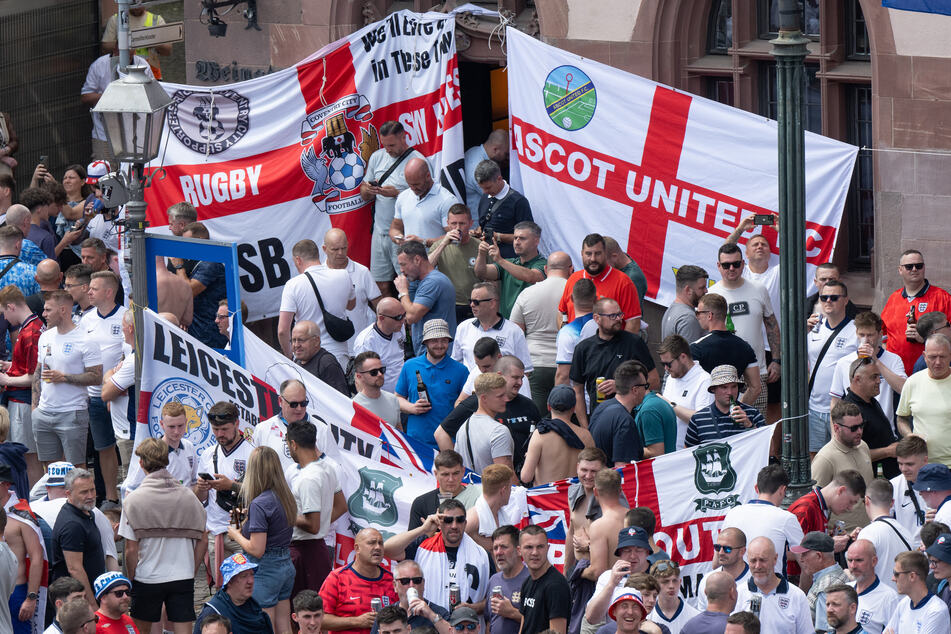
[88, 396, 117, 450]
[248, 547, 295, 607]
[8, 583, 30, 634]
[809, 409, 831, 452]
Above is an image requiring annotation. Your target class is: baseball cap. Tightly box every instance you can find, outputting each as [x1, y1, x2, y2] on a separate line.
[0, 464, 13, 485]
[94, 571, 131, 600]
[790, 531, 835, 554]
[421, 319, 451, 343]
[914, 463, 951, 492]
[927, 533, 951, 565]
[547, 385, 576, 411]
[607, 586, 645, 621]
[220, 553, 258, 586]
[615, 526, 651, 555]
[86, 160, 110, 184]
[46, 461, 75, 487]
[449, 606, 479, 627]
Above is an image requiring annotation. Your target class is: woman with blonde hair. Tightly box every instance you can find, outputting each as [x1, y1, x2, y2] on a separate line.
[227, 445, 297, 634]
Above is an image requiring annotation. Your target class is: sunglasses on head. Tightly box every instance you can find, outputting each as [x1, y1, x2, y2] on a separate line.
[358, 367, 386, 376]
[650, 560, 679, 574]
[396, 576, 423, 586]
[902, 262, 925, 270]
[440, 515, 466, 524]
[719, 260, 743, 270]
[207, 413, 236, 424]
[819, 294, 842, 302]
[453, 624, 478, 631]
[713, 544, 735, 553]
[282, 398, 309, 408]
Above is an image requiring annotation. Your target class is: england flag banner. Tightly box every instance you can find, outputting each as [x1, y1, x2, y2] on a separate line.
[144, 10, 463, 321]
[506, 28, 858, 305]
[525, 424, 773, 606]
[137, 309, 439, 563]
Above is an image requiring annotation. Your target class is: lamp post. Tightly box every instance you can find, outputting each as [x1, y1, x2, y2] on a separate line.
[771, 1, 813, 503]
[92, 65, 172, 411]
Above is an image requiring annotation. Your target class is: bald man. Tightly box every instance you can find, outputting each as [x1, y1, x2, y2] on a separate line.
[389, 158, 459, 249]
[352, 297, 406, 392]
[26, 258, 61, 316]
[320, 528, 398, 634]
[735, 537, 812, 633]
[510, 251, 574, 412]
[603, 237, 648, 306]
[154, 256, 193, 328]
[683, 570, 737, 633]
[322, 228, 382, 358]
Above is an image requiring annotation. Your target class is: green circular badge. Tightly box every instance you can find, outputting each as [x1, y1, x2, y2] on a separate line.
[543, 65, 597, 131]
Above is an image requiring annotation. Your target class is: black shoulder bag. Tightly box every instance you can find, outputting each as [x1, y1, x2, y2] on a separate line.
[305, 272, 355, 342]
[807, 317, 852, 394]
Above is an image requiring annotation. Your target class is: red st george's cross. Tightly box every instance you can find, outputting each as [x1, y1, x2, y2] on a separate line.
[512, 86, 837, 298]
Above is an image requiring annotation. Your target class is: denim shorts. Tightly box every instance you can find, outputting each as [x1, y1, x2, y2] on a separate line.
[248, 547, 295, 607]
[88, 396, 117, 450]
[808, 408, 831, 452]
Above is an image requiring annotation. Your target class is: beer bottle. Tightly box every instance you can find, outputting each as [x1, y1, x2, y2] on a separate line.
[725, 310, 736, 333]
[906, 305, 917, 342]
[416, 371, 429, 403]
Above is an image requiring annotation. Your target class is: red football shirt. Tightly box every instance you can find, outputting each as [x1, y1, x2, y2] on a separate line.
[7, 314, 42, 403]
[787, 488, 830, 576]
[96, 610, 139, 633]
[559, 266, 642, 323]
[320, 563, 398, 634]
[881, 281, 951, 375]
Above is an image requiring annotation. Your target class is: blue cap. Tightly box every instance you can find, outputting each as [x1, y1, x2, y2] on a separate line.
[547, 385, 576, 411]
[220, 553, 258, 586]
[615, 526, 651, 555]
[927, 533, 951, 565]
[913, 463, 951, 492]
[94, 571, 131, 600]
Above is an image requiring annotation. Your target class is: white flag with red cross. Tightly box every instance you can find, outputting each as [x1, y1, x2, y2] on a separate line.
[143, 10, 464, 321]
[506, 28, 858, 306]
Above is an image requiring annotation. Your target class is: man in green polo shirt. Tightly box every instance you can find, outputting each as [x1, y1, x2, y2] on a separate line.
[429, 203, 482, 324]
[635, 388, 677, 458]
[474, 220, 546, 318]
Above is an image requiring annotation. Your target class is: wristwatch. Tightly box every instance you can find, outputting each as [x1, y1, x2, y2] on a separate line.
[431, 613, 442, 623]
[26, 592, 38, 600]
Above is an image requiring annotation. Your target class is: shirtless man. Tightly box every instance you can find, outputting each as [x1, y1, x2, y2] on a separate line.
[520, 385, 594, 486]
[564, 448, 609, 575]
[155, 256, 193, 328]
[1, 470, 44, 624]
[583, 468, 629, 583]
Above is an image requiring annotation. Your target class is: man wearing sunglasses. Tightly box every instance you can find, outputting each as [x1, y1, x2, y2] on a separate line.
[696, 527, 749, 611]
[290, 320, 349, 396]
[370, 561, 450, 634]
[810, 401, 873, 533]
[92, 572, 135, 632]
[353, 352, 400, 427]
[806, 280, 858, 455]
[451, 283, 532, 375]
[252, 378, 334, 474]
[881, 249, 951, 376]
[353, 297, 407, 393]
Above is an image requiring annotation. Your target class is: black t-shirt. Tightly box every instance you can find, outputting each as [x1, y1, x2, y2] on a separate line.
[51, 501, 105, 584]
[843, 389, 900, 478]
[588, 399, 643, 464]
[439, 394, 540, 473]
[689, 330, 757, 376]
[518, 565, 572, 634]
[408, 489, 442, 531]
[569, 332, 655, 415]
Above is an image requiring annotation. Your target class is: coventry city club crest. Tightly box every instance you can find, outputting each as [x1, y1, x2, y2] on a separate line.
[299, 94, 376, 215]
[347, 466, 402, 527]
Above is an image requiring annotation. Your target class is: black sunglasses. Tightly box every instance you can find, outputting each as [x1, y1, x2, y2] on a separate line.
[469, 297, 493, 305]
[713, 544, 735, 553]
[358, 367, 386, 376]
[282, 398, 309, 408]
[902, 262, 925, 270]
[110, 588, 131, 597]
[382, 313, 406, 321]
[453, 624, 478, 631]
[818, 294, 842, 302]
[208, 413, 236, 424]
[396, 576, 424, 586]
[440, 515, 466, 524]
[835, 421, 865, 432]
[719, 260, 743, 269]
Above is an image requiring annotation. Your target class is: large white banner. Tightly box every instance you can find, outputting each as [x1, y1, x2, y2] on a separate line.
[525, 424, 774, 606]
[506, 28, 858, 305]
[144, 10, 464, 320]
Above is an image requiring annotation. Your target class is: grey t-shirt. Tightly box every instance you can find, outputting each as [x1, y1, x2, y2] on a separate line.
[454, 413, 514, 472]
[488, 565, 531, 634]
[353, 390, 401, 427]
[661, 302, 705, 344]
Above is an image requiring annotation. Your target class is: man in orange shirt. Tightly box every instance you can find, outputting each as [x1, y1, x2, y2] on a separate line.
[880, 249, 951, 375]
[559, 234, 641, 333]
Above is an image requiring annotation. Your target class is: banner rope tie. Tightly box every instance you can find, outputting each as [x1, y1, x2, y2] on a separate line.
[488, 11, 513, 54]
[204, 89, 216, 161]
[319, 57, 328, 107]
[860, 145, 951, 156]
